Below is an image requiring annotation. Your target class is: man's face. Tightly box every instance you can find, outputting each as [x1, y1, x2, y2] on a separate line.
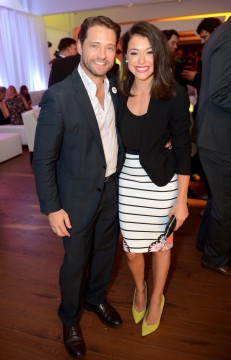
[199, 30, 210, 44]
[67, 43, 77, 56]
[167, 34, 179, 53]
[77, 25, 117, 80]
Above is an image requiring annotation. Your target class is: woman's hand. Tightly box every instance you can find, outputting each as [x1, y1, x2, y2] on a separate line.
[169, 174, 190, 231]
[169, 201, 189, 231]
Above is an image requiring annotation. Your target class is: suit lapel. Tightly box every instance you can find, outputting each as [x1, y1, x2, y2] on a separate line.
[70, 70, 120, 161]
[71, 70, 105, 157]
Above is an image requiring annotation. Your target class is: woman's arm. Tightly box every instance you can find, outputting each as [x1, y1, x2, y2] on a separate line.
[19, 94, 30, 110]
[170, 174, 190, 231]
[0, 100, 10, 119]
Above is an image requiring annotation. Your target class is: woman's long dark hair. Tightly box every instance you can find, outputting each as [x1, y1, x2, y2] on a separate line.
[120, 22, 175, 100]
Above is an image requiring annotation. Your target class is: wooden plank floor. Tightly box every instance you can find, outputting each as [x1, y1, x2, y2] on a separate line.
[0, 148, 230, 360]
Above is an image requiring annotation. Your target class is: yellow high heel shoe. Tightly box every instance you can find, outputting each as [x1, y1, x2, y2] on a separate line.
[132, 282, 147, 324]
[142, 294, 165, 336]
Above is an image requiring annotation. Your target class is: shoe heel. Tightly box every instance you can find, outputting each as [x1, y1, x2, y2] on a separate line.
[132, 281, 147, 324]
[142, 294, 165, 336]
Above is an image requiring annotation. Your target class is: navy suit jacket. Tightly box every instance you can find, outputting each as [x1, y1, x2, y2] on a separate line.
[33, 69, 124, 232]
[196, 17, 231, 156]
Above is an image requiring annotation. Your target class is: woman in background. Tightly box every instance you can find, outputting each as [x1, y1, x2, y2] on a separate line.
[0, 86, 11, 125]
[118, 22, 191, 336]
[5, 85, 30, 125]
[20, 85, 32, 109]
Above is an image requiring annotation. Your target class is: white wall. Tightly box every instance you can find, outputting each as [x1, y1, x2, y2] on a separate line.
[43, 0, 230, 53]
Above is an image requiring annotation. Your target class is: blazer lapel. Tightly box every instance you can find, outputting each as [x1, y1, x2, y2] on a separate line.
[71, 70, 105, 157]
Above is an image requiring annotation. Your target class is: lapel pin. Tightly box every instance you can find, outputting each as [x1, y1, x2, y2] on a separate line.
[112, 87, 117, 94]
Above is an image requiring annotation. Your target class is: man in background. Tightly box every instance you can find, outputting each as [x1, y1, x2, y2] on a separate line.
[182, 17, 222, 88]
[162, 29, 187, 88]
[196, 17, 231, 276]
[48, 53, 81, 86]
[49, 37, 77, 66]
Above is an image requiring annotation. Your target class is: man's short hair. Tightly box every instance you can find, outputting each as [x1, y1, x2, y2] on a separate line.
[196, 17, 222, 35]
[58, 38, 76, 51]
[162, 29, 179, 41]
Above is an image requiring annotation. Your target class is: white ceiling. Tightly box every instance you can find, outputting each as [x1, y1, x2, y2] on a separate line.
[16, 0, 231, 17]
[1, 0, 230, 42]
[21, 0, 187, 16]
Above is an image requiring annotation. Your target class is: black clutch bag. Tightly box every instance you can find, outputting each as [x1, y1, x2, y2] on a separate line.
[163, 215, 176, 238]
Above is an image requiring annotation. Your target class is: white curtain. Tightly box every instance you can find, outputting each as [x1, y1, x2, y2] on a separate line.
[0, 7, 49, 91]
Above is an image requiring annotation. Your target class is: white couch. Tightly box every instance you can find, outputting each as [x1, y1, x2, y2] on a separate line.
[0, 124, 28, 145]
[0, 133, 23, 163]
[22, 108, 40, 152]
[0, 108, 41, 147]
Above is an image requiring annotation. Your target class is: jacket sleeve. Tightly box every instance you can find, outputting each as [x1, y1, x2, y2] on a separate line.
[208, 35, 231, 114]
[33, 89, 64, 214]
[171, 86, 192, 175]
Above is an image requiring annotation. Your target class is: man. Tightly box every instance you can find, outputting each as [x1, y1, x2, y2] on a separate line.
[33, 16, 123, 359]
[49, 37, 77, 66]
[162, 29, 186, 88]
[196, 17, 231, 276]
[182, 17, 222, 87]
[182, 18, 222, 201]
[48, 53, 81, 86]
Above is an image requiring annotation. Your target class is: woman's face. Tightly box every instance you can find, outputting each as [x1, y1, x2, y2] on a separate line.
[0, 90, 6, 101]
[126, 34, 154, 81]
[7, 86, 17, 98]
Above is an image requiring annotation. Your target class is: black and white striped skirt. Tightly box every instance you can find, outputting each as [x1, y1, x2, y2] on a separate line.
[118, 153, 178, 253]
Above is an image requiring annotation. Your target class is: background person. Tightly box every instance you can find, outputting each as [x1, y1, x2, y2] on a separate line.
[162, 29, 187, 89]
[196, 17, 231, 276]
[49, 37, 77, 66]
[0, 86, 11, 125]
[5, 85, 30, 125]
[19, 85, 32, 109]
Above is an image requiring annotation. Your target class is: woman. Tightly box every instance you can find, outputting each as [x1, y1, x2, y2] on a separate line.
[118, 22, 191, 336]
[20, 85, 32, 109]
[5, 85, 30, 125]
[0, 87, 11, 125]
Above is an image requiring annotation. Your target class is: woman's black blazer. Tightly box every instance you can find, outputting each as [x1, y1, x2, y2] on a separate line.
[118, 84, 191, 187]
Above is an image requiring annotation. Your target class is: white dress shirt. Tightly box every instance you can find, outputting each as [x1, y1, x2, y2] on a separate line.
[78, 64, 118, 177]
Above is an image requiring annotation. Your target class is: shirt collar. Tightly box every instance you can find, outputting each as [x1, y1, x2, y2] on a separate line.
[78, 64, 109, 97]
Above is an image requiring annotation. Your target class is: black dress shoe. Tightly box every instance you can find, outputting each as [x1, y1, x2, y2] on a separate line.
[201, 259, 231, 276]
[85, 302, 122, 328]
[63, 324, 86, 359]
